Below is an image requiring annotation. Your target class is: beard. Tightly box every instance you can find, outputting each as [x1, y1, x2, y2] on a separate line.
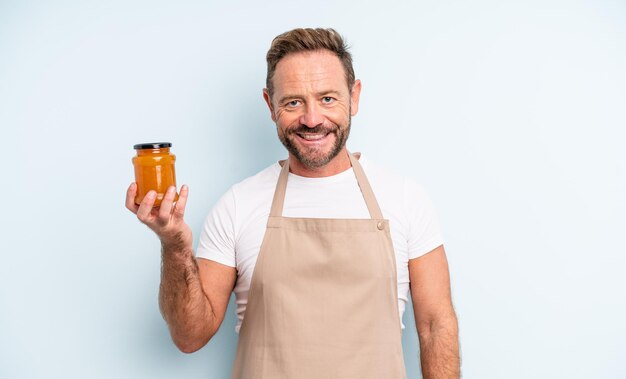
[278, 116, 351, 169]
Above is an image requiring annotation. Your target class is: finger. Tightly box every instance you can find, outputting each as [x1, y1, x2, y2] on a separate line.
[173, 184, 189, 219]
[125, 182, 140, 213]
[158, 186, 177, 222]
[136, 190, 157, 224]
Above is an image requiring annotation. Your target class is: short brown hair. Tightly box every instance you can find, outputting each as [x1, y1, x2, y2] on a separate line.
[265, 28, 355, 97]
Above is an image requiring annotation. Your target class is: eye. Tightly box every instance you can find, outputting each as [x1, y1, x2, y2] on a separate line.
[322, 97, 335, 104]
[286, 100, 301, 107]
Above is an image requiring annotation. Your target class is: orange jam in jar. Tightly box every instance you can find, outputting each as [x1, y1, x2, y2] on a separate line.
[132, 142, 179, 207]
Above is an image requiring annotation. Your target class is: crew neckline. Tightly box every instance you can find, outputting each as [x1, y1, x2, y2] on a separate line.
[272, 154, 367, 184]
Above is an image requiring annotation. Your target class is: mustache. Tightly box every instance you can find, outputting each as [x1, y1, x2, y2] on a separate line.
[288, 125, 337, 135]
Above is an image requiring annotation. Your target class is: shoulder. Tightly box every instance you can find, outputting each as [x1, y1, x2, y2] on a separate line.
[359, 154, 434, 216]
[360, 155, 410, 200]
[219, 161, 282, 234]
[359, 154, 443, 258]
[229, 161, 281, 199]
[200, 161, 281, 246]
[205, 161, 280, 219]
[360, 155, 406, 187]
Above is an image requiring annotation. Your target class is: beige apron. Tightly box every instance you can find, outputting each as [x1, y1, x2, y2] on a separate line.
[231, 152, 407, 379]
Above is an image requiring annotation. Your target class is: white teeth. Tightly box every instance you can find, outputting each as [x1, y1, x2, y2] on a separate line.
[298, 133, 326, 141]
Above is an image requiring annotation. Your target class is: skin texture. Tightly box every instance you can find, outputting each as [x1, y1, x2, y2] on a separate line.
[126, 48, 460, 378]
[410, 245, 460, 378]
[263, 50, 361, 178]
[125, 184, 236, 353]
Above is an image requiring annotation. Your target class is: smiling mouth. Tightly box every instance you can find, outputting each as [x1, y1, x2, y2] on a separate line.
[296, 132, 330, 141]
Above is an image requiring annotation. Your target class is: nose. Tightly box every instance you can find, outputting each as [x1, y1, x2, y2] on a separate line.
[298, 102, 324, 128]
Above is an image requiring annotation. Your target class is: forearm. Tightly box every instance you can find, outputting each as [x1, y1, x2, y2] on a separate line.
[159, 240, 215, 353]
[418, 312, 460, 379]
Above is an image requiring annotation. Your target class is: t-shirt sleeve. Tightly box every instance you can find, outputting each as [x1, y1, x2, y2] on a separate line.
[405, 178, 445, 260]
[195, 188, 237, 267]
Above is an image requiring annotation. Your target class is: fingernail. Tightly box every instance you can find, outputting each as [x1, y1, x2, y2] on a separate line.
[147, 191, 156, 198]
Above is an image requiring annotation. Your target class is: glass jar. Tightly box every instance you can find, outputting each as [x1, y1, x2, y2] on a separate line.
[132, 142, 179, 207]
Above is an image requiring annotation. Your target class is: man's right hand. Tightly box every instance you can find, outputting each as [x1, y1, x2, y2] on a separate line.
[125, 182, 236, 353]
[125, 183, 193, 250]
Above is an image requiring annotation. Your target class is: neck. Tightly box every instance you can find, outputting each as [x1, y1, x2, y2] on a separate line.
[288, 148, 352, 178]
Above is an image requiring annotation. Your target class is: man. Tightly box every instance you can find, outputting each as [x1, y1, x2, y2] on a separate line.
[126, 28, 459, 378]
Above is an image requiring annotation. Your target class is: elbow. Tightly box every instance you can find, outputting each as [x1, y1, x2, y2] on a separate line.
[173, 335, 210, 354]
[171, 329, 215, 354]
[416, 310, 458, 338]
[175, 341, 203, 354]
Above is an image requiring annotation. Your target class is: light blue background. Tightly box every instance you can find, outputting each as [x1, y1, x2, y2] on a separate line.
[1, 1, 625, 378]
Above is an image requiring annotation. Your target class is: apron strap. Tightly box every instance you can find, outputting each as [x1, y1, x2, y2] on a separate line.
[348, 152, 384, 220]
[269, 151, 384, 220]
[269, 158, 290, 218]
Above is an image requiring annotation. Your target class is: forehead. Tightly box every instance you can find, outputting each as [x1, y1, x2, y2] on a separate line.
[271, 50, 348, 96]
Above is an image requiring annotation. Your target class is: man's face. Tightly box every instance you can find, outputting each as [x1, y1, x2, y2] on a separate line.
[264, 50, 361, 169]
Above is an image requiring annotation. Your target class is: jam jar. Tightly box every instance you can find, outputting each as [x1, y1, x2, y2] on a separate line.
[132, 142, 179, 207]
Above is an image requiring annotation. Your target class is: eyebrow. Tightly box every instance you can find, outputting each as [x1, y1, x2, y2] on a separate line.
[277, 90, 342, 105]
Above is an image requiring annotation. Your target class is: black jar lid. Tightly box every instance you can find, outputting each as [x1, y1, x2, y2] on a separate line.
[133, 142, 172, 150]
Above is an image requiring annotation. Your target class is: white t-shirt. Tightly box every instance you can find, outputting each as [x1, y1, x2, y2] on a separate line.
[196, 155, 444, 333]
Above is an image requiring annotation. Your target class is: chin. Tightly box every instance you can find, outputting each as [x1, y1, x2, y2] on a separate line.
[294, 146, 343, 169]
[279, 128, 348, 169]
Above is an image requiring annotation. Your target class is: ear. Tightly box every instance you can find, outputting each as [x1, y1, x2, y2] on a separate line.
[263, 88, 277, 122]
[350, 79, 362, 117]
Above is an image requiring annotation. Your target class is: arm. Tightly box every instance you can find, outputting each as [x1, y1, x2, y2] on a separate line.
[159, 244, 236, 353]
[126, 183, 237, 353]
[409, 244, 460, 379]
